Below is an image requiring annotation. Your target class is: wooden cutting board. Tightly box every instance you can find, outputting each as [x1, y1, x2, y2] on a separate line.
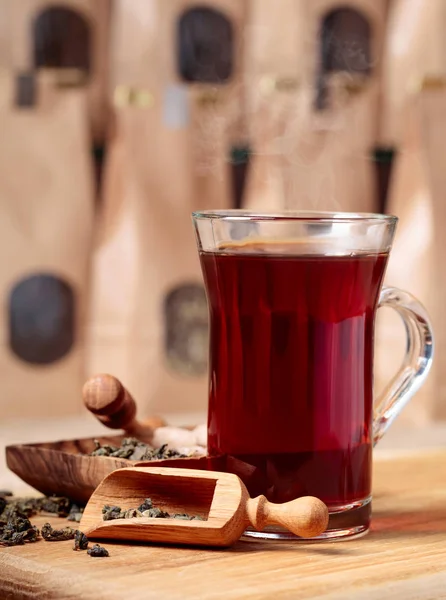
[1, 450, 446, 600]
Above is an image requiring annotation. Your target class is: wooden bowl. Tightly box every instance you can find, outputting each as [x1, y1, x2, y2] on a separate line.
[5, 435, 220, 503]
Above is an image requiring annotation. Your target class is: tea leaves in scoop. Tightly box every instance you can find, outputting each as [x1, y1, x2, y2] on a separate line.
[101, 498, 202, 521]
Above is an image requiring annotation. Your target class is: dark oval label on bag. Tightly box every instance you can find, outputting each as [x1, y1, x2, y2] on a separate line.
[9, 273, 75, 364]
[164, 283, 208, 376]
[177, 7, 234, 83]
[33, 6, 91, 75]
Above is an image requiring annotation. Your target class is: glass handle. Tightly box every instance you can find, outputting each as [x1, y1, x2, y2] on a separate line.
[373, 287, 434, 446]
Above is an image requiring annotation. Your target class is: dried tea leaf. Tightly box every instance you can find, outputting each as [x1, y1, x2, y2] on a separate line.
[122, 508, 142, 519]
[140, 443, 186, 461]
[137, 498, 153, 512]
[141, 507, 170, 519]
[0, 491, 13, 497]
[2, 499, 36, 519]
[128, 445, 148, 461]
[41, 523, 76, 542]
[2, 531, 27, 546]
[67, 504, 84, 523]
[90, 448, 110, 457]
[121, 437, 143, 447]
[102, 505, 123, 521]
[0, 522, 15, 537]
[25, 526, 40, 542]
[13, 517, 33, 533]
[87, 543, 109, 557]
[109, 447, 134, 459]
[90, 439, 120, 457]
[38, 496, 71, 517]
[73, 530, 89, 551]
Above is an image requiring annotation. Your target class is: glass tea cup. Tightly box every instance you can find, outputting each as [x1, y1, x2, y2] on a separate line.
[193, 210, 433, 540]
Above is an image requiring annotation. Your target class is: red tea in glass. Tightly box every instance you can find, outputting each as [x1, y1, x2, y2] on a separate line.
[193, 212, 433, 540]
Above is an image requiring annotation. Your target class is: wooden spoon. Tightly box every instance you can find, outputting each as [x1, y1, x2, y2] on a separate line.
[80, 466, 329, 547]
[82, 374, 166, 443]
[82, 374, 207, 450]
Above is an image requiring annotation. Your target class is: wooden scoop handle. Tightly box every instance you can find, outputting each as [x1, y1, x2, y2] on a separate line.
[82, 374, 164, 442]
[246, 495, 329, 539]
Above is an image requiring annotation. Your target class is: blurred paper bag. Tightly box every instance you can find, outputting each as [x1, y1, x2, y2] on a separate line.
[87, 84, 232, 419]
[0, 72, 95, 418]
[375, 87, 446, 425]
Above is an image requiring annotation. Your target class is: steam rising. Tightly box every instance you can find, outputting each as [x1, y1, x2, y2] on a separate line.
[189, 7, 377, 214]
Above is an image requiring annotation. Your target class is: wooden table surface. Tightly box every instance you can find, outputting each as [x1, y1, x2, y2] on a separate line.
[1, 450, 446, 599]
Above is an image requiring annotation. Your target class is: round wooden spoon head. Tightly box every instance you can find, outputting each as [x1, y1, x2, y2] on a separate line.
[83, 374, 124, 416]
[82, 374, 137, 430]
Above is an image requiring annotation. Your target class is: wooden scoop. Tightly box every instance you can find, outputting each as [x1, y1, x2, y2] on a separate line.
[83, 374, 207, 450]
[80, 467, 329, 547]
[82, 374, 165, 443]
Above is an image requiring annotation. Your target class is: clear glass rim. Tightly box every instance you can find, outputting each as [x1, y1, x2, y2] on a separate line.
[192, 210, 397, 225]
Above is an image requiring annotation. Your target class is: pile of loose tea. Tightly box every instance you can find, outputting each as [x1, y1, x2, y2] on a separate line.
[102, 498, 204, 522]
[0, 494, 72, 521]
[0, 493, 70, 546]
[0, 515, 39, 547]
[0, 491, 78, 546]
[0, 492, 108, 556]
[89, 439, 187, 461]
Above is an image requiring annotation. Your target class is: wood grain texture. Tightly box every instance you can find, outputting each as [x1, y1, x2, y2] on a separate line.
[82, 374, 206, 448]
[82, 467, 246, 547]
[82, 373, 155, 440]
[5, 435, 216, 503]
[80, 467, 328, 545]
[1, 451, 446, 599]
